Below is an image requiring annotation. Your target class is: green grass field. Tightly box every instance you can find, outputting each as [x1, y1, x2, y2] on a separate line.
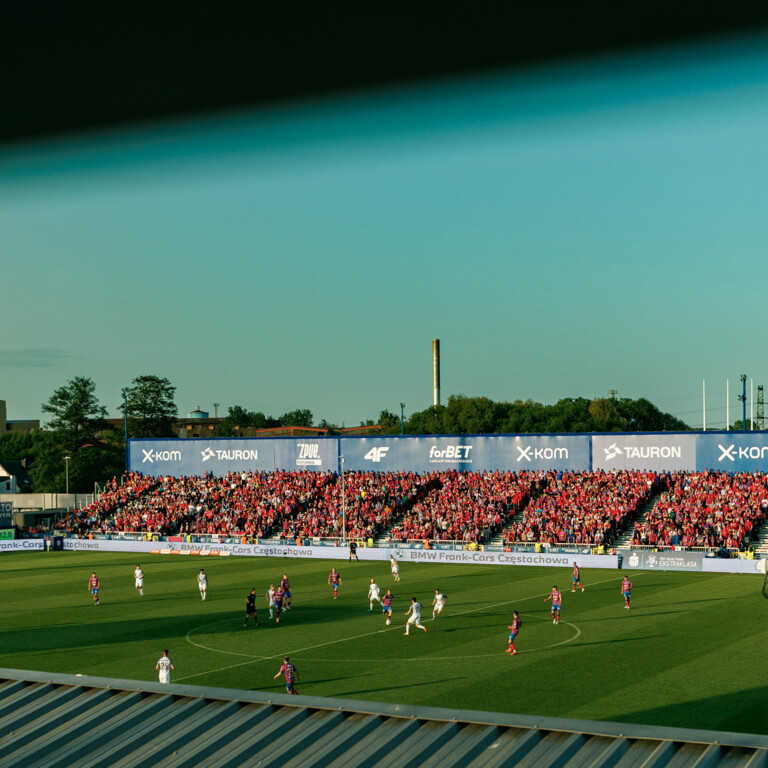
[3, 551, 768, 735]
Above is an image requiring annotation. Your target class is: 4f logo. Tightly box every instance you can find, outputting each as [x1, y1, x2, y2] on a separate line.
[364, 447, 390, 463]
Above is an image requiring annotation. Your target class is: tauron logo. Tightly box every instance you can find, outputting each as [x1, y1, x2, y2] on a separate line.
[201, 447, 215, 462]
[604, 443, 623, 461]
[142, 448, 182, 464]
[297, 443, 321, 466]
[364, 447, 390, 463]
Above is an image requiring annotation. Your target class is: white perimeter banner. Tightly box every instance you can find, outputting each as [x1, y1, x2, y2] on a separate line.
[0, 538, 44, 553]
[60, 538, 618, 569]
[700, 558, 766, 575]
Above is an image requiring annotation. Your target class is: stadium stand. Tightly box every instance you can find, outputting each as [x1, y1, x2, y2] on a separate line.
[56, 469, 767, 554]
[502, 470, 661, 547]
[631, 471, 768, 550]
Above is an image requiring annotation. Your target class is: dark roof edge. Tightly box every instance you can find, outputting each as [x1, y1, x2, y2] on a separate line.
[2, 667, 767, 751]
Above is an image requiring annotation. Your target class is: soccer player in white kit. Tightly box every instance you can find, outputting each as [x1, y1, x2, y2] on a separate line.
[404, 597, 427, 635]
[156, 649, 175, 684]
[267, 584, 276, 619]
[134, 565, 144, 596]
[432, 589, 446, 618]
[390, 555, 400, 581]
[197, 569, 208, 600]
[368, 578, 381, 611]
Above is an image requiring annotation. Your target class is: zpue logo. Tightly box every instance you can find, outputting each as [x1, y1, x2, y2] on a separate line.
[604, 443, 623, 461]
[201, 447, 215, 462]
[364, 447, 390, 463]
[142, 448, 182, 464]
[297, 443, 321, 466]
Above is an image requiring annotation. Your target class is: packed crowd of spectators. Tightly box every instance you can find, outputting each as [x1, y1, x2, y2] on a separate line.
[390, 470, 541, 544]
[502, 469, 661, 547]
[57, 470, 435, 541]
[631, 471, 768, 550]
[55, 468, 767, 551]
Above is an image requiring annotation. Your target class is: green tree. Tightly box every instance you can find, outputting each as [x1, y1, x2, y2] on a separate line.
[213, 406, 280, 436]
[279, 409, 313, 427]
[41, 376, 107, 454]
[121, 375, 178, 438]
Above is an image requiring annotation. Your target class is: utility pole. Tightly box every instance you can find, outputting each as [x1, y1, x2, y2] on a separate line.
[213, 402, 220, 419]
[400, 403, 405, 435]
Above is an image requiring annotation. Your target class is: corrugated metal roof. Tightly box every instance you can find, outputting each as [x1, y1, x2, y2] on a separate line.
[1, 668, 766, 767]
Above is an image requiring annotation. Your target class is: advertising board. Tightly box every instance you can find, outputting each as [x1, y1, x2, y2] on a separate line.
[61, 536, 619, 569]
[128, 437, 338, 476]
[0, 501, 12, 528]
[339, 435, 590, 473]
[0, 538, 44, 553]
[696, 433, 768, 473]
[620, 549, 704, 571]
[592, 434, 696, 472]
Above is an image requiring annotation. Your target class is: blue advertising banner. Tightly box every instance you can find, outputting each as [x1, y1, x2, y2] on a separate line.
[592, 434, 696, 472]
[494, 435, 590, 471]
[128, 438, 337, 476]
[339, 435, 590, 472]
[339, 436, 488, 473]
[273, 438, 339, 473]
[129, 431, 768, 477]
[696, 432, 768, 473]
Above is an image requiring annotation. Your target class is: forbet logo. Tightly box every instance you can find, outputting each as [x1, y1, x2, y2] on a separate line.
[364, 447, 390, 463]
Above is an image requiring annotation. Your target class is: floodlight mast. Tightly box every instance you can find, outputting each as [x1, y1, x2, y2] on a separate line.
[340, 454, 346, 544]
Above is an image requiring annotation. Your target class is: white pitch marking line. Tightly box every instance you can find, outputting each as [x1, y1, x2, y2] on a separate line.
[177, 572, 629, 683]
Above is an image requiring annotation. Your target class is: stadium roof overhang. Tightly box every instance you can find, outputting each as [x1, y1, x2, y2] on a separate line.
[1, 668, 767, 767]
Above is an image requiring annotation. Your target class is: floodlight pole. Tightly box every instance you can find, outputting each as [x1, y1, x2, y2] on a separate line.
[340, 454, 346, 544]
[64, 455, 70, 495]
[740, 374, 747, 431]
[124, 393, 129, 472]
[400, 403, 405, 435]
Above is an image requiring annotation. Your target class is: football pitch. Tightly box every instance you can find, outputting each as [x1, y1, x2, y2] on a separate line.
[3, 551, 768, 735]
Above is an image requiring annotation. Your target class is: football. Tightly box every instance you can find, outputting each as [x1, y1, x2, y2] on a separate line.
[386, 618, 391, 625]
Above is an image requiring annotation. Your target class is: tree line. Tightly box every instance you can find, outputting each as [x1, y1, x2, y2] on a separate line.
[0, 375, 690, 493]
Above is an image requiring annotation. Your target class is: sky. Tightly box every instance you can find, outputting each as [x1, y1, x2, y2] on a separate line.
[2, 34, 768, 431]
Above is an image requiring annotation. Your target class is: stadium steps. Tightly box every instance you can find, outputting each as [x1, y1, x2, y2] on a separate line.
[613, 485, 669, 548]
[754, 524, 768, 556]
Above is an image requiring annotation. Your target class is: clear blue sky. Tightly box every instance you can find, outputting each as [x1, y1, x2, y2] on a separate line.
[2, 34, 767, 430]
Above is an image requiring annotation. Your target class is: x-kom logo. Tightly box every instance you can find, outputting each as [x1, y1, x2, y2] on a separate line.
[516, 446, 533, 462]
[142, 449, 154, 463]
[718, 444, 736, 462]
